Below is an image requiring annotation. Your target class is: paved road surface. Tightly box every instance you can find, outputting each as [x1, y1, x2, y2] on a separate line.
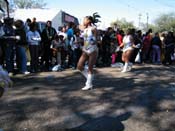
[0, 64, 175, 131]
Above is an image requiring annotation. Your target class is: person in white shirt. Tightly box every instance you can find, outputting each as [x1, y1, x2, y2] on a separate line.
[27, 23, 41, 73]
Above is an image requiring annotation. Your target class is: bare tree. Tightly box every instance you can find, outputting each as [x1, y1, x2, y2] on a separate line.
[154, 12, 175, 32]
[14, 0, 47, 9]
[0, 0, 7, 18]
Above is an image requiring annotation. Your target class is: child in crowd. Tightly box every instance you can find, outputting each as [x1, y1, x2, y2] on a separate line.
[50, 35, 65, 71]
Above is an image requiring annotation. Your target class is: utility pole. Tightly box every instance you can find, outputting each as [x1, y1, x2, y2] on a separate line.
[138, 13, 142, 29]
[146, 12, 149, 30]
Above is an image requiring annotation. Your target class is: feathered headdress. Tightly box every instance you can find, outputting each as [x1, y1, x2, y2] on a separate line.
[92, 12, 101, 24]
[86, 12, 101, 26]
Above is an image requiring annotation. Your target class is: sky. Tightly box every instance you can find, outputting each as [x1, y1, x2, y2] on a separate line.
[44, 0, 175, 28]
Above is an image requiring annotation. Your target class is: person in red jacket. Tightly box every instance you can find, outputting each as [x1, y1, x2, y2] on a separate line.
[116, 29, 124, 62]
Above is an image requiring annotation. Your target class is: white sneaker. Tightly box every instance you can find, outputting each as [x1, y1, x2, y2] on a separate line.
[8, 72, 13, 77]
[121, 66, 132, 73]
[23, 71, 30, 75]
[82, 85, 92, 90]
[121, 69, 127, 73]
[52, 65, 61, 72]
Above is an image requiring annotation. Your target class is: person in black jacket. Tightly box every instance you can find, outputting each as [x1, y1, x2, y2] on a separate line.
[41, 21, 57, 71]
[15, 20, 30, 74]
[3, 18, 16, 75]
[101, 27, 113, 67]
[162, 31, 175, 65]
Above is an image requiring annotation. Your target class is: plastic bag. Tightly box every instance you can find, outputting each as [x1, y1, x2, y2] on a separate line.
[135, 50, 141, 63]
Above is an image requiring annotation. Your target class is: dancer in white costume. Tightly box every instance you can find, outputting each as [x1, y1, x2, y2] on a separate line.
[120, 29, 135, 72]
[77, 13, 100, 90]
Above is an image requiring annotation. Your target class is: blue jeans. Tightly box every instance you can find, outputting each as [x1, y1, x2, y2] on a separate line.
[16, 46, 27, 73]
[72, 48, 81, 68]
[29, 45, 39, 72]
[5, 44, 14, 72]
[152, 45, 161, 63]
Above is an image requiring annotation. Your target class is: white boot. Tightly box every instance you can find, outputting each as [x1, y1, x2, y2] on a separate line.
[82, 74, 93, 90]
[121, 62, 129, 73]
[81, 68, 88, 78]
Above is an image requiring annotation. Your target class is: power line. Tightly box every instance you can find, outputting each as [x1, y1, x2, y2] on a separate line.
[117, 0, 147, 13]
[116, 0, 150, 25]
[154, 0, 175, 9]
[146, 12, 149, 30]
[138, 13, 142, 28]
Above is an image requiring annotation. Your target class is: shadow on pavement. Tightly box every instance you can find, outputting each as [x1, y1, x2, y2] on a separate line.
[67, 112, 131, 131]
[0, 65, 175, 131]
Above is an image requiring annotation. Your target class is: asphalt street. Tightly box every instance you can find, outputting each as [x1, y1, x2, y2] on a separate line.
[0, 64, 175, 131]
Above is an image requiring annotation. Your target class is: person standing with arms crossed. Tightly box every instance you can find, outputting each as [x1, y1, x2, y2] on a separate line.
[77, 13, 101, 90]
